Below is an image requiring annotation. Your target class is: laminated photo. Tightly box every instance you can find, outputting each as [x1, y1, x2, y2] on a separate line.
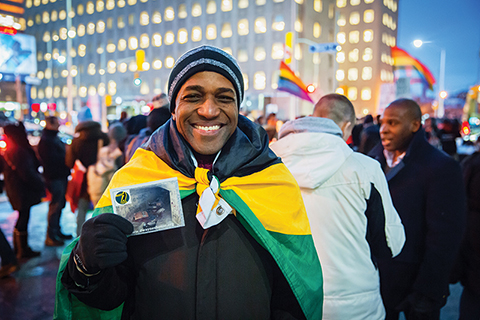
[110, 177, 185, 236]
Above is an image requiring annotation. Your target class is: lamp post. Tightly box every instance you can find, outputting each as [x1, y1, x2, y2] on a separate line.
[413, 40, 446, 118]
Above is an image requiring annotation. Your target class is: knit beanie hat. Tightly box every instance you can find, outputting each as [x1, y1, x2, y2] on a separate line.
[168, 45, 244, 113]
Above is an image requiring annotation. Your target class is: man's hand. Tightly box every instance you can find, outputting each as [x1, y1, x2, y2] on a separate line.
[74, 213, 134, 275]
[396, 292, 441, 320]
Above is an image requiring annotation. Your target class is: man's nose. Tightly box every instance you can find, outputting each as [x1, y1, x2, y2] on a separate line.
[197, 97, 220, 118]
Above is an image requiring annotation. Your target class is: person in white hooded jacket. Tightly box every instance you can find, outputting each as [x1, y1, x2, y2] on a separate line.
[271, 93, 405, 320]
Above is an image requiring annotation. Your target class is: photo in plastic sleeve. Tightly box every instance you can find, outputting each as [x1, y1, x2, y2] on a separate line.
[110, 177, 185, 236]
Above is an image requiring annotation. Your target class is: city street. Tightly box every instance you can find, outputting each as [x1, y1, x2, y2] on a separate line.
[0, 194, 465, 320]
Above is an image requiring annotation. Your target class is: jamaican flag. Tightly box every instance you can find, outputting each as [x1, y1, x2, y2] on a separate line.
[55, 116, 323, 319]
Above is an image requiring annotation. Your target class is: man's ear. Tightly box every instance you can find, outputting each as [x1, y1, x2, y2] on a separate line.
[411, 119, 421, 133]
[340, 121, 353, 141]
[171, 113, 176, 121]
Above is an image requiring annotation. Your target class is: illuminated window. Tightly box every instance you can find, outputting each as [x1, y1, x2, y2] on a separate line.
[337, 14, 346, 26]
[27, 18, 34, 27]
[336, 51, 345, 63]
[337, 32, 346, 44]
[165, 7, 174, 21]
[118, 16, 125, 28]
[365, 0, 374, 3]
[128, 0, 136, 5]
[294, 0, 303, 3]
[128, 60, 137, 72]
[239, 0, 249, 8]
[26, 0, 32, 8]
[128, 36, 138, 50]
[223, 47, 233, 55]
[45, 87, 53, 99]
[178, 4, 187, 18]
[349, 31, 359, 44]
[178, 28, 188, 44]
[34, 0, 40, 6]
[76, 4, 84, 16]
[118, 0, 125, 8]
[361, 87, 371, 100]
[35, 14, 41, 24]
[221, 23, 233, 38]
[243, 73, 249, 90]
[165, 31, 175, 45]
[254, 17, 266, 33]
[313, 23, 321, 38]
[314, 0, 323, 12]
[43, 31, 50, 42]
[87, 22, 95, 35]
[254, 47, 266, 61]
[45, 68, 52, 79]
[165, 56, 175, 69]
[364, 29, 373, 42]
[238, 49, 248, 62]
[271, 43, 284, 60]
[206, 24, 217, 40]
[152, 33, 162, 47]
[222, 0, 233, 11]
[51, 31, 59, 41]
[152, 11, 162, 23]
[336, 69, 344, 81]
[42, 12, 49, 24]
[107, 60, 116, 74]
[97, 83, 105, 96]
[107, 17, 113, 29]
[140, 34, 149, 48]
[348, 68, 358, 81]
[97, 20, 105, 33]
[364, 9, 374, 23]
[362, 67, 372, 80]
[106, 0, 115, 10]
[128, 14, 134, 26]
[192, 3, 202, 16]
[59, 28, 68, 40]
[140, 12, 149, 25]
[118, 38, 127, 51]
[37, 51, 43, 62]
[78, 44, 86, 57]
[272, 15, 285, 31]
[87, 63, 96, 75]
[207, 1, 217, 13]
[295, 19, 303, 32]
[295, 44, 302, 60]
[349, 12, 360, 25]
[97, 0, 104, 12]
[254, 71, 266, 90]
[152, 59, 162, 70]
[347, 87, 357, 100]
[238, 19, 249, 36]
[106, 41, 116, 53]
[97, 45, 104, 54]
[192, 26, 202, 42]
[349, 49, 359, 62]
[69, 9, 76, 19]
[351, 0, 360, 5]
[336, 0, 346, 8]
[86, 1, 94, 14]
[108, 81, 117, 95]
[363, 47, 373, 61]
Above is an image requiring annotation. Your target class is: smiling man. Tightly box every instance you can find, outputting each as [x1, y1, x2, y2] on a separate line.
[369, 99, 466, 320]
[55, 46, 323, 319]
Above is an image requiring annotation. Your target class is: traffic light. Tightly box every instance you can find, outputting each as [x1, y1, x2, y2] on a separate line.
[136, 49, 145, 71]
[306, 84, 316, 93]
[133, 72, 142, 86]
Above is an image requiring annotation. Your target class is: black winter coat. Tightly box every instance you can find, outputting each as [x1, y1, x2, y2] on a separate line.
[369, 129, 466, 305]
[38, 129, 70, 180]
[0, 144, 45, 211]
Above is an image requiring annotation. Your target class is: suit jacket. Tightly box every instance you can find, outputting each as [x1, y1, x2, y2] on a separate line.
[368, 128, 466, 304]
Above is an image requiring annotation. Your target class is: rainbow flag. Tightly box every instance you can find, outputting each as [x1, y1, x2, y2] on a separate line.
[391, 46, 436, 90]
[277, 61, 314, 103]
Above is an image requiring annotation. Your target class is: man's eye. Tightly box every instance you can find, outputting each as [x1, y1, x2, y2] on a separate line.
[183, 94, 201, 101]
[218, 96, 235, 103]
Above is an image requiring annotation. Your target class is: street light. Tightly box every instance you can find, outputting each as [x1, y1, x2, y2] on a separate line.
[413, 39, 446, 118]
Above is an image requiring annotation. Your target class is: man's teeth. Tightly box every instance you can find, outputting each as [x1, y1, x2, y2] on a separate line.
[195, 125, 220, 131]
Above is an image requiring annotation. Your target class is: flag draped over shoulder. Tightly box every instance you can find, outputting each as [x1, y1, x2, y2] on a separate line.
[391, 46, 436, 90]
[55, 116, 323, 320]
[277, 61, 314, 103]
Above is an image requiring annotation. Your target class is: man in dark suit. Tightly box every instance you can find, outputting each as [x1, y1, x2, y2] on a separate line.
[369, 99, 466, 320]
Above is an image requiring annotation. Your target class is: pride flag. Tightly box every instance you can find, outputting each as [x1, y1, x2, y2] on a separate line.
[277, 61, 314, 103]
[391, 46, 436, 90]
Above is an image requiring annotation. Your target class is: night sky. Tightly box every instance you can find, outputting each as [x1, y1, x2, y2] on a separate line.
[397, 0, 480, 95]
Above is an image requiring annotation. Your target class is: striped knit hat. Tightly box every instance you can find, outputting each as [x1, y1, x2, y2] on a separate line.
[168, 45, 244, 113]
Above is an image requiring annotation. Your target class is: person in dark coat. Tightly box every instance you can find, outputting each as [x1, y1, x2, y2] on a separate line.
[1, 122, 45, 259]
[368, 99, 467, 320]
[38, 116, 72, 246]
[451, 140, 480, 319]
[358, 114, 380, 155]
[66, 120, 109, 236]
[0, 227, 18, 278]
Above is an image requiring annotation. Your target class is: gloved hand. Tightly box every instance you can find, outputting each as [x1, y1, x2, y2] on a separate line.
[396, 292, 441, 320]
[74, 213, 134, 275]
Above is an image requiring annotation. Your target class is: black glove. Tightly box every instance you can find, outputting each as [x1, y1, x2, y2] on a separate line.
[74, 213, 134, 275]
[396, 292, 441, 320]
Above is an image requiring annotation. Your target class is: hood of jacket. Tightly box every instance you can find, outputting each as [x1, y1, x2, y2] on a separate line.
[271, 117, 353, 190]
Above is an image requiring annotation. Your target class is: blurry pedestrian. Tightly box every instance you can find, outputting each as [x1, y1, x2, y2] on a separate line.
[66, 120, 109, 237]
[438, 118, 461, 157]
[451, 139, 480, 319]
[124, 114, 147, 147]
[272, 93, 405, 319]
[38, 116, 72, 246]
[1, 122, 45, 259]
[358, 114, 380, 155]
[151, 93, 169, 109]
[369, 99, 466, 320]
[125, 107, 171, 163]
[0, 228, 18, 278]
[87, 123, 127, 206]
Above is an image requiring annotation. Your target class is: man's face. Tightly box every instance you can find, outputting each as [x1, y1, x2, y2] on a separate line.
[380, 105, 419, 153]
[172, 71, 238, 155]
[47, 118, 60, 131]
